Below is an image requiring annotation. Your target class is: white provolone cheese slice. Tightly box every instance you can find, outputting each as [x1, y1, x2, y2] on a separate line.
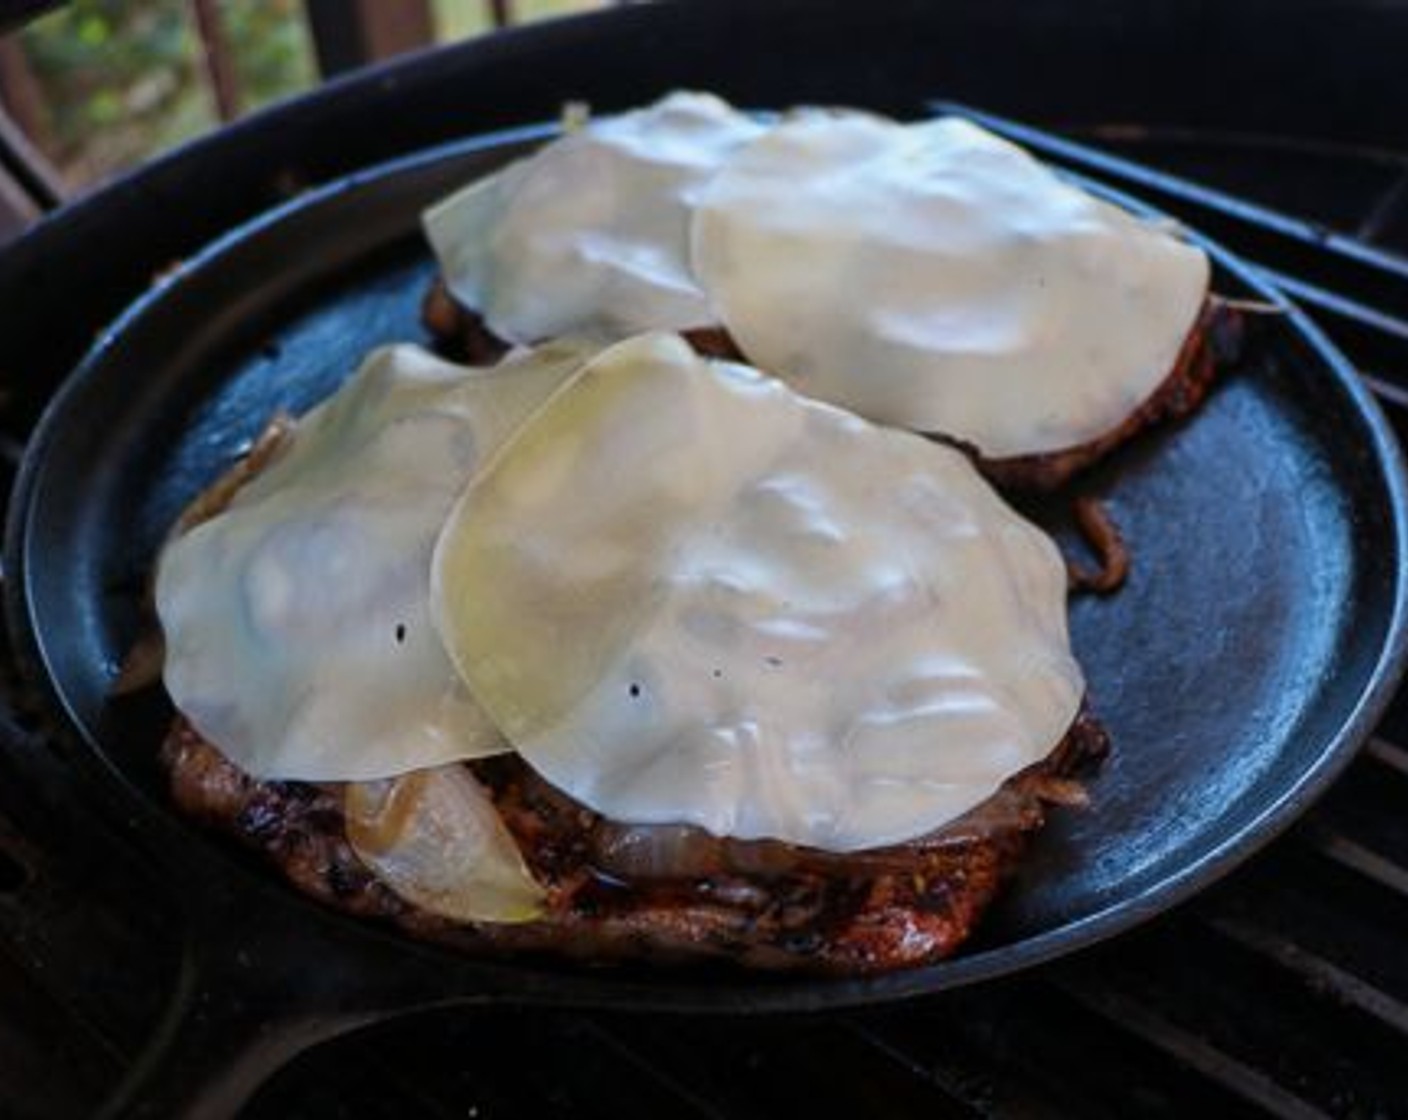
[692, 112, 1210, 458]
[432, 333, 1083, 853]
[156, 340, 593, 781]
[423, 91, 763, 344]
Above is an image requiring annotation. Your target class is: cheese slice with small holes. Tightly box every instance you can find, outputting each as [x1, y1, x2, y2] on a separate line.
[423, 90, 764, 344]
[432, 332, 1083, 852]
[156, 339, 594, 780]
[691, 111, 1210, 458]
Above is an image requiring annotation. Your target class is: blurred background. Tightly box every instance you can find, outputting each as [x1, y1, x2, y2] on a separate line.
[0, 0, 630, 192]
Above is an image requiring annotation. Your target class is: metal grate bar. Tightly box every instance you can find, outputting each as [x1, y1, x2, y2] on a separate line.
[1053, 909, 1408, 1116]
[840, 1021, 1015, 1120]
[1200, 912, 1408, 1036]
[1363, 735, 1408, 778]
[1304, 827, 1408, 900]
[1254, 269, 1408, 394]
[1255, 267, 1408, 348]
[251, 1009, 731, 1120]
[1047, 969, 1329, 1115]
[1211, 838, 1408, 1008]
[859, 982, 1275, 1120]
[1361, 373, 1408, 413]
[1358, 166, 1408, 243]
[1048, 973, 1332, 1120]
[929, 100, 1408, 275]
[596, 1015, 979, 1120]
[577, 1020, 735, 1120]
[1313, 755, 1408, 871]
[928, 101, 1408, 328]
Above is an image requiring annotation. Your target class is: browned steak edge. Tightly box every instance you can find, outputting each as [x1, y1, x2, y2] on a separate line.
[154, 285, 1118, 973]
[973, 298, 1243, 491]
[162, 711, 1107, 974]
[422, 280, 1241, 494]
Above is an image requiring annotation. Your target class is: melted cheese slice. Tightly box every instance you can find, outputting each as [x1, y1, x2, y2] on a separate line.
[433, 333, 1083, 852]
[691, 112, 1211, 458]
[423, 91, 763, 344]
[156, 340, 592, 780]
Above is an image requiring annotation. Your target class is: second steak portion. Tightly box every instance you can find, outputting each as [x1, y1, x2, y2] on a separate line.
[163, 710, 1108, 974]
[421, 279, 1242, 493]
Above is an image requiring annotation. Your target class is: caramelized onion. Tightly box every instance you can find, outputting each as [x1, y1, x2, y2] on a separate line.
[171, 413, 295, 538]
[1067, 495, 1130, 595]
[591, 822, 726, 880]
[111, 628, 165, 696]
[591, 822, 810, 881]
[344, 766, 544, 924]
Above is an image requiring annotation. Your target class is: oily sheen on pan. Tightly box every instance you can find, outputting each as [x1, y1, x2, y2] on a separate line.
[154, 334, 1105, 972]
[422, 92, 1239, 489]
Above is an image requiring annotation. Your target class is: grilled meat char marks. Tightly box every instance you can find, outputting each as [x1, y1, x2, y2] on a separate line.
[164, 713, 1107, 972]
[422, 280, 1243, 493]
[161, 295, 1116, 971]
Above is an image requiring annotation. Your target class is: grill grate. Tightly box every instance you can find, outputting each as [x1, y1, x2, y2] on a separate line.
[253, 122, 1408, 1120]
[4, 122, 1408, 1120]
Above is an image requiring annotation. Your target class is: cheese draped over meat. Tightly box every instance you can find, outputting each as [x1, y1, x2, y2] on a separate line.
[422, 91, 764, 344]
[155, 340, 592, 780]
[424, 95, 1210, 460]
[691, 112, 1211, 458]
[432, 333, 1084, 852]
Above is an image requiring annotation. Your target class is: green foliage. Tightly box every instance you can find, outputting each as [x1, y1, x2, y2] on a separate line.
[224, 0, 314, 111]
[15, 0, 612, 186]
[22, 0, 201, 174]
[18, 0, 314, 185]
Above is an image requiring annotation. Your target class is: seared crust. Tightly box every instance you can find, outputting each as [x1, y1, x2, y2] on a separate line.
[157, 293, 1117, 973]
[422, 279, 1242, 493]
[163, 712, 1107, 973]
[420, 279, 748, 366]
[422, 279, 512, 366]
[974, 299, 1242, 491]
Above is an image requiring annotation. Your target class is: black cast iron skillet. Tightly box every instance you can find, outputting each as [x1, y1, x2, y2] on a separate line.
[6, 123, 1408, 1118]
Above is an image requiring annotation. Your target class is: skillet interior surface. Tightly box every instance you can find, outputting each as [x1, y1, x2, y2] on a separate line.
[6, 128, 1408, 1012]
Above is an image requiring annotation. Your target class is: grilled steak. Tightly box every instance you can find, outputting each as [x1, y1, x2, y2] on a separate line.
[973, 300, 1242, 491]
[151, 315, 1111, 973]
[422, 279, 1242, 493]
[163, 711, 1107, 973]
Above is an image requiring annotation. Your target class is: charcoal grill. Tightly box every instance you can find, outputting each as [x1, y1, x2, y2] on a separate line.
[3, 2, 1408, 1116]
